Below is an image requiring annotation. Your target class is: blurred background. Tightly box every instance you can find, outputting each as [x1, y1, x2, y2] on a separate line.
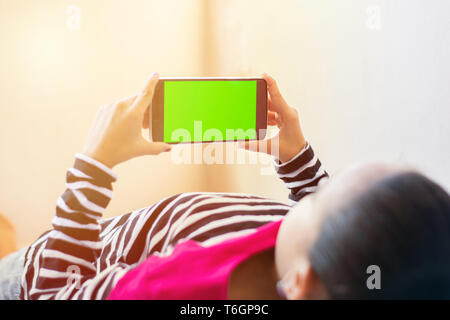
[1, 0, 449, 247]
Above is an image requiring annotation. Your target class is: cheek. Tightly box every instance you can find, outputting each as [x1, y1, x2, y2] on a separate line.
[275, 230, 291, 278]
[275, 216, 304, 277]
[275, 200, 317, 276]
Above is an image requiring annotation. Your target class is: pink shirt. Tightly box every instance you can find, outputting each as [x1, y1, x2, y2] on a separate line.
[108, 220, 282, 300]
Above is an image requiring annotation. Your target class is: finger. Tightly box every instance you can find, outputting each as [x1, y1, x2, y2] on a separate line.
[263, 73, 289, 114]
[267, 95, 275, 111]
[131, 72, 160, 114]
[268, 111, 279, 126]
[137, 139, 171, 156]
[117, 94, 138, 106]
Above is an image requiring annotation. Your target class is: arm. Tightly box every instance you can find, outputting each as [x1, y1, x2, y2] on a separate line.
[32, 73, 171, 299]
[240, 74, 328, 205]
[274, 143, 328, 205]
[32, 154, 122, 299]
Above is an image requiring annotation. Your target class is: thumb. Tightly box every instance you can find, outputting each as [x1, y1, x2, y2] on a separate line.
[131, 72, 160, 114]
[137, 139, 172, 155]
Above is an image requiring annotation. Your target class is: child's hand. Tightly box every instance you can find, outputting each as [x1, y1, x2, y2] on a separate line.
[239, 74, 307, 163]
[82, 73, 171, 168]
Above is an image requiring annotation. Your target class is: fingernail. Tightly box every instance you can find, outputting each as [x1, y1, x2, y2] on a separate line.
[152, 72, 159, 78]
[164, 145, 171, 152]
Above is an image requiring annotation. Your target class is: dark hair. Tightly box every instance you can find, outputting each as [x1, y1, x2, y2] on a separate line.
[309, 172, 450, 299]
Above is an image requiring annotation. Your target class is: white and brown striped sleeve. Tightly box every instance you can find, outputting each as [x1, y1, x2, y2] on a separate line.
[29, 153, 126, 300]
[274, 143, 329, 205]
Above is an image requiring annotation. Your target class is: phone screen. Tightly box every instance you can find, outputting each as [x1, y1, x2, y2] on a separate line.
[163, 80, 257, 143]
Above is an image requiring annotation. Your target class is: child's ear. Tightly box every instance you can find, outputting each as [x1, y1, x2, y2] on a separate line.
[299, 266, 328, 299]
[283, 264, 307, 300]
[286, 265, 327, 300]
[0, 213, 17, 258]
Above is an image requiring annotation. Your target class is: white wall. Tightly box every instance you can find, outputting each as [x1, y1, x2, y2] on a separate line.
[206, 0, 450, 198]
[0, 0, 207, 247]
[1, 0, 449, 247]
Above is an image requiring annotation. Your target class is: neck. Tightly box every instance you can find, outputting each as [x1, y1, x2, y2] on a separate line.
[228, 248, 281, 300]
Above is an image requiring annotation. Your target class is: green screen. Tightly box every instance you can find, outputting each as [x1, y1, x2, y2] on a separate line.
[163, 80, 257, 143]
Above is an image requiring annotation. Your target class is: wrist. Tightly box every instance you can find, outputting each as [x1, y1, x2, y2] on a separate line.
[279, 139, 307, 163]
[81, 151, 116, 169]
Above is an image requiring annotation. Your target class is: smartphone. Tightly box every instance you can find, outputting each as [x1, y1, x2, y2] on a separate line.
[151, 77, 267, 143]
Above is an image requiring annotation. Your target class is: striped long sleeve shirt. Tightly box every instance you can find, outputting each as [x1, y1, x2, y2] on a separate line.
[20, 143, 328, 300]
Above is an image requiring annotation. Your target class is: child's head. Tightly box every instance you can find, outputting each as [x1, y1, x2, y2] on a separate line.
[275, 164, 450, 299]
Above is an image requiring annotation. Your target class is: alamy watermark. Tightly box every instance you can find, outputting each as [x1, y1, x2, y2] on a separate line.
[366, 264, 381, 290]
[66, 265, 81, 290]
[66, 4, 81, 31]
[167, 121, 280, 176]
[366, 5, 382, 31]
